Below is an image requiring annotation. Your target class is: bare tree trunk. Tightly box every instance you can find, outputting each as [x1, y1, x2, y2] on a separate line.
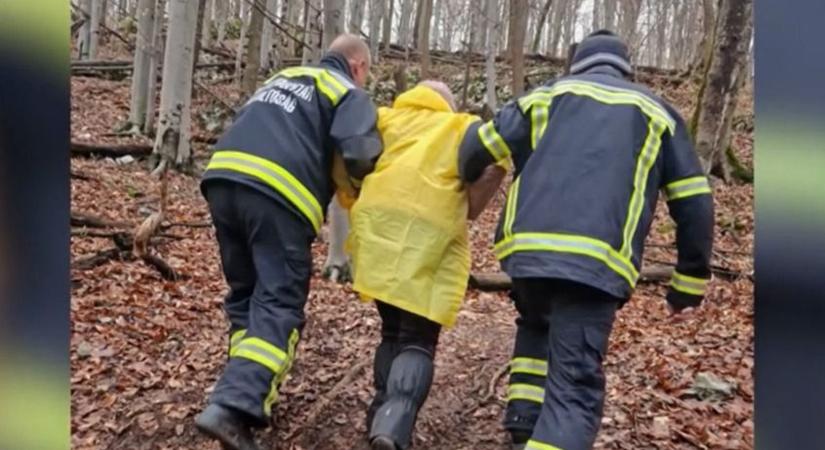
[382, 0, 393, 48]
[547, 0, 564, 57]
[370, 0, 386, 60]
[618, 0, 641, 49]
[603, 0, 616, 31]
[508, 0, 527, 96]
[693, 0, 716, 73]
[202, 0, 214, 48]
[439, 0, 453, 50]
[531, 0, 553, 54]
[693, 0, 752, 176]
[154, 0, 199, 168]
[398, 0, 415, 47]
[417, 0, 433, 77]
[654, 0, 667, 68]
[144, 0, 166, 135]
[323, 0, 345, 48]
[193, 0, 208, 66]
[235, 4, 249, 84]
[302, 0, 323, 64]
[260, 0, 279, 72]
[484, 0, 498, 111]
[431, 0, 441, 50]
[242, 0, 265, 97]
[280, 0, 298, 58]
[591, 0, 601, 30]
[216, 0, 229, 45]
[78, 0, 93, 59]
[129, 0, 157, 131]
[88, 0, 105, 59]
[349, 0, 365, 34]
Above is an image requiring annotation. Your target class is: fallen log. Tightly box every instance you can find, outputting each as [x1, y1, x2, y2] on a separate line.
[71, 211, 132, 228]
[71, 141, 152, 158]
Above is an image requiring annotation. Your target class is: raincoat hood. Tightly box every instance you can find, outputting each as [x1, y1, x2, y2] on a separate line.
[392, 85, 453, 112]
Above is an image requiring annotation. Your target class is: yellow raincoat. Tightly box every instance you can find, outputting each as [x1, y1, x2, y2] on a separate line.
[345, 86, 481, 327]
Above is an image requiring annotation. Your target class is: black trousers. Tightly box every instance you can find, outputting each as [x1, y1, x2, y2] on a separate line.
[368, 301, 441, 449]
[204, 181, 314, 427]
[504, 278, 619, 450]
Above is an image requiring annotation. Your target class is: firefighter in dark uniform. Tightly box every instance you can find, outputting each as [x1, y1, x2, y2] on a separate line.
[194, 35, 383, 450]
[458, 30, 715, 450]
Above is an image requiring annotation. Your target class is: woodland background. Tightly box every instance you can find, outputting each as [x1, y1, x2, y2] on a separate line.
[70, 0, 754, 448]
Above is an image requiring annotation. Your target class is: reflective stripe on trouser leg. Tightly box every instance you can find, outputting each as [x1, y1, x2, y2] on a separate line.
[505, 313, 550, 436]
[370, 346, 435, 450]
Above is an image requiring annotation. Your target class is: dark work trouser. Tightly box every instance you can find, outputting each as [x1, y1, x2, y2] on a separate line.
[204, 181, 314, 427]
[368, 301, 442, 449]
[504, 278, 620, 450]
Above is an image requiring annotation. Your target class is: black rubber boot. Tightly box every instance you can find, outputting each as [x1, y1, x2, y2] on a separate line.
[369, 347, 434, 449]
[510, 430, 531, 450]
[367, 341, 400, 431]
[195, 403, 261, 450]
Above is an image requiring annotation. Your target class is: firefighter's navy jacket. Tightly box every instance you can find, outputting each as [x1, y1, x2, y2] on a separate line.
[459, 64, 714, 307]
[202, 52, 383, 234]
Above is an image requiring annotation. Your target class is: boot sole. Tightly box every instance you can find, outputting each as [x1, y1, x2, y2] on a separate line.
[371, 435, 397, 450]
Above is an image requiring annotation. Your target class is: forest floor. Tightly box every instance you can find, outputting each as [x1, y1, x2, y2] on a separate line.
[70, 39, 754, 450]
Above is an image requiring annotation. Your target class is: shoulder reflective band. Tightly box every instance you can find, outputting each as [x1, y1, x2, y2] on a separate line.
[503, 177, 521, 239]
[231, 337, 288, 374]
[207, 150, 324, 232]
[518, 89, 553, 150]
[507, 383, 545, 404]
[477, 121, 512, 162]
[510, 357, 548, 376]
[619, 120, 667, 259]
[525, 439, 563, 450]
[670, 271, 709, 296]
[494, 232, 639, 287]
[269, 67, 351, 105]
[665, 176, 712, 201]
[229, 329, 247, 355]
[551, 80, 675, 133]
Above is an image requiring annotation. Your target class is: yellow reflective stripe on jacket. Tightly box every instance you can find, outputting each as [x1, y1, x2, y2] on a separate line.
[207, 150, 324, 232]
[530, 103, 550, 150]
[511, 357, 548, 376]
[494, 232, 639, 287]
[270, 67, 351, 105]
[552, 80, 675, 132]
[525, 439, 563, 450]
[232, 337, 288, 374]
[670, 271, 709, 296]
[665, 176, 712, 201]
[229, 329, 247, 354]
[619, 120, 667, 259]
[478, 121, 512, 162]
[503, 177, 521, 238]
[507, 383, 545, 403]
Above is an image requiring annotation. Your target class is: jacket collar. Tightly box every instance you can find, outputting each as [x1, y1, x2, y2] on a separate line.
[582, 63, 627, 79]
[393, 85, 452, 112]
[319, 52, 354, 80]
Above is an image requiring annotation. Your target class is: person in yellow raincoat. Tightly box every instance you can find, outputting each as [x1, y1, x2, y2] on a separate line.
[339, 81, 506, 450]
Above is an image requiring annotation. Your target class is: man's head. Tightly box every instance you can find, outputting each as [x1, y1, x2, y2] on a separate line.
[328, 34, 371, 88]
[418, 80, 457, 111]
[570, 29, 632, 77]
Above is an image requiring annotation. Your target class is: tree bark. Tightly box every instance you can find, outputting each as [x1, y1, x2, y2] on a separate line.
[235, 2, 249, 84]
[591, 0, 601, 31]
[431, 0, 441, 50]
[78, 0, 93, 59]
[439, 0, 453, 50]
[241, 0, 266, 98]
[88, 0, 105, 59]
[153, 0, 200, 168]
[216, 0, 229, 45]
[416, 0, 433, 77]
[508, 0, 528, 95]
[398, 0, 415, 47]
[603, 0, 616, 31]
[693, 0, 752, 174]
[202, 0, 214, 48]
[484, 0, 498, 111]
[546, 0, 564, 57]
[260, 0, 279, 72]
[322, 0, 345, 49]
[382, 0, 394, 48]
[531, 0, 553, 54]
[349, 0, 365, 34]
[143, 0, 166, 136]
[129, 0, 157, 130]
[370, 0, 386, 60]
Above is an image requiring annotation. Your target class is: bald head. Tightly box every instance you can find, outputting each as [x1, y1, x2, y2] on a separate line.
[418, 80, 457, 111]
[328, 34, 371, 87]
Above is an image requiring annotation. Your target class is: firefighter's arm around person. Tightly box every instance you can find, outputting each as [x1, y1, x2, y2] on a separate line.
[330, 89, 382, 185]
[661, 109, 715, 314]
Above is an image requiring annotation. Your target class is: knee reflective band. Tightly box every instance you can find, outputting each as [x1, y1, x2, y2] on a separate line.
[507, 383, 545, 404]
[664, 176, 712, 201]
[494, 232, 639, 287]
[478, 121, 512, 162]
[510, 357, 548, 377]
[263, 329, 300, 416]
[619, 119, 667, 260]
[229, 329, 247, 354]
[525, 439, 563, 450]
[231, 337, 288, 374]
[670, 271, 709, 296]
[207, 151, 324, 232]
